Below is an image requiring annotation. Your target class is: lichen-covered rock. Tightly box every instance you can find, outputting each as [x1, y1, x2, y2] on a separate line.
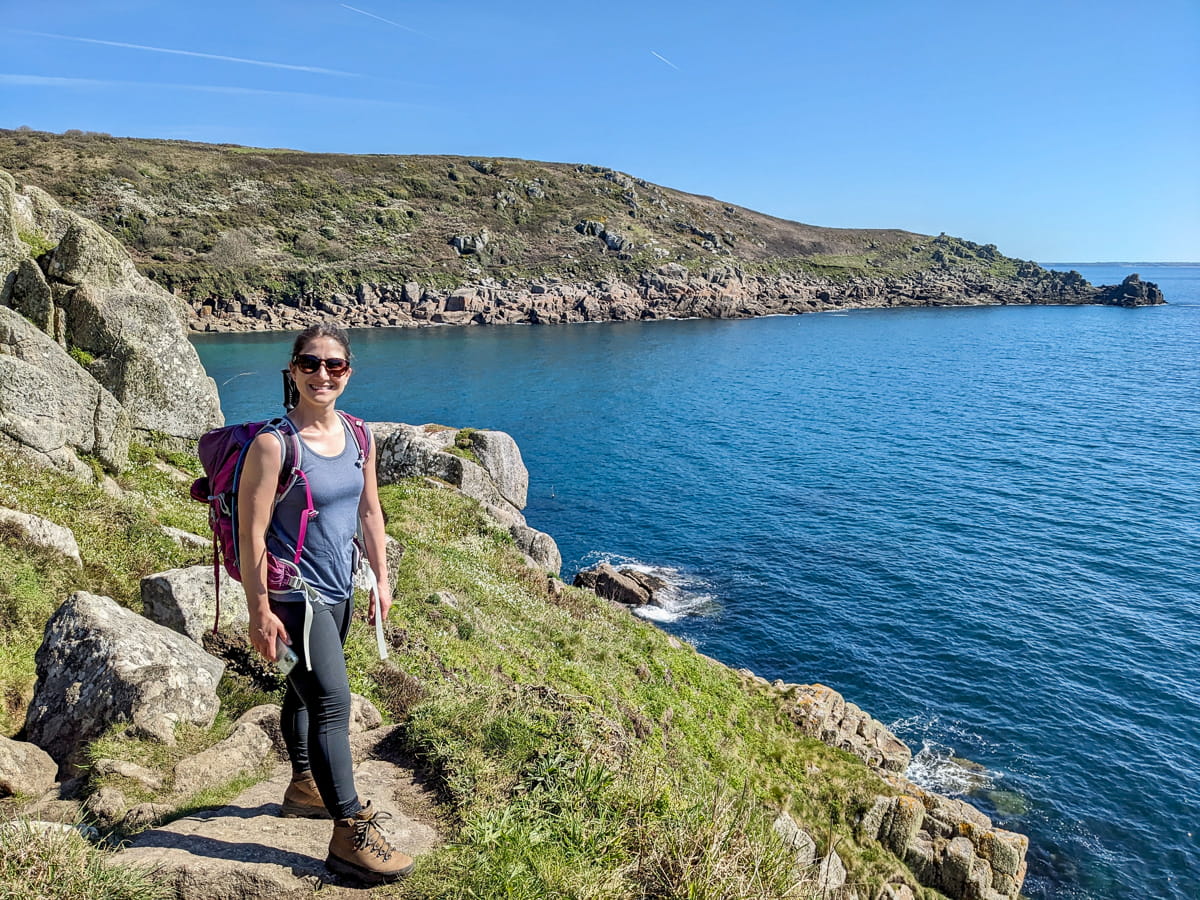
[779, 682, 912, 773]
[860, 786, 1028, 900]
[0, 506, 81, 566]
[25, 591, 224, 773]
[0, 306, 130, 475]
[771, 811, 817, 868]
[373, 422, 560, 576]
[1, 169, 222, 443]
[467, 429, 528, 508]
[0, 735, 58, 798]
[62, 280, 222, 440]
[173, 722, 274, 795]
[141, 565, 247, 642]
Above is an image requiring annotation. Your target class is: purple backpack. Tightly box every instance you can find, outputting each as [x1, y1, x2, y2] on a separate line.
[190, 412, 371, 630]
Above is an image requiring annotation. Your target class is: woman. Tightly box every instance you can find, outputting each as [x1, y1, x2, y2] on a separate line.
[237, 322, 413, 883]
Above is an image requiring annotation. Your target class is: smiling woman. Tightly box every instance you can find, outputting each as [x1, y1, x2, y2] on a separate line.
[234, 321, 414, 884]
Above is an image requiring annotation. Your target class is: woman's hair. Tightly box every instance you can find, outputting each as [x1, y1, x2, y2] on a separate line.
[290, 322, 352, 361]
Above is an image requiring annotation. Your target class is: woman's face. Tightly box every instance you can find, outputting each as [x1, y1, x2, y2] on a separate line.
[290, 335, 352, 407]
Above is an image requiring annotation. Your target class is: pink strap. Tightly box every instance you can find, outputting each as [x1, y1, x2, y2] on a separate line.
[291, 469, 315, 565]
[211, 529, 221, 635]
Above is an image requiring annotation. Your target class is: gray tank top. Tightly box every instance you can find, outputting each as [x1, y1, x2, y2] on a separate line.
[266, 416, 366, 604]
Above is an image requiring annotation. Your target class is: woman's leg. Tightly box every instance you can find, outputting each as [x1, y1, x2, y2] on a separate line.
[272, 597, 360, 819]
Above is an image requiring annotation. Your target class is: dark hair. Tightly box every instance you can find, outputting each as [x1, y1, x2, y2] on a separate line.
[290, 322, 352, 361]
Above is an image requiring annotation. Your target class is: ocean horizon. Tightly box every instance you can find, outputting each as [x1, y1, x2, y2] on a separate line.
[194, 262, 1200, 899]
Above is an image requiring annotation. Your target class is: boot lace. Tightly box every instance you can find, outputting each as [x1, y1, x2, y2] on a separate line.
[352, 810, 396, 862]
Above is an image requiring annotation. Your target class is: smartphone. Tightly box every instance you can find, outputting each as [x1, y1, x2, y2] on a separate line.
[275, 636, 299, 675]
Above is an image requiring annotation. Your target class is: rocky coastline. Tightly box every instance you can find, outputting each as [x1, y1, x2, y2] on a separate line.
[190, 264, 1164, 333]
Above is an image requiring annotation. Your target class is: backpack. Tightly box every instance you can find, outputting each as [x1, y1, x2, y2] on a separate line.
[190, 411, 372, 635]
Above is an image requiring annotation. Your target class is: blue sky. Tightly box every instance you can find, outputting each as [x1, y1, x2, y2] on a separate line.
[2, 0, 1196, 261]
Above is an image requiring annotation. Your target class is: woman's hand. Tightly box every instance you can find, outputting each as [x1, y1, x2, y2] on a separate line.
[368, 577, 392, 625]
[250, 612, 289, 662]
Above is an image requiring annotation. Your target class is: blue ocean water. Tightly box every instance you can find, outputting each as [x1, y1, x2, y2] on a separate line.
[194, 264, 1200, 899]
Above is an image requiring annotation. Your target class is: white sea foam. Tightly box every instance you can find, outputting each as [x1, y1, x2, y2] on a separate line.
[576, 552, 720, 623]
[905, 740, 996, 796]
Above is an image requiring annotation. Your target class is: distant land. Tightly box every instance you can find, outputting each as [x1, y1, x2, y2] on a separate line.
[0, 129, 1164, 332]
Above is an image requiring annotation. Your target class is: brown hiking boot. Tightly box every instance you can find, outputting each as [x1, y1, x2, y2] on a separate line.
[326, 800, 415, 883]
[280, 770, 331, 819]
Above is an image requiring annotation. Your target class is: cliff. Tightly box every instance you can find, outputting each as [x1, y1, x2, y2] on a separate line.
[0, 130, 1163, 335]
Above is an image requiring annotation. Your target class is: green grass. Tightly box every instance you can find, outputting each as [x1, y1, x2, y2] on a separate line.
[0, 445, 206, 734]
[369, 479, 908, 898]
[0, 817, 169, 900]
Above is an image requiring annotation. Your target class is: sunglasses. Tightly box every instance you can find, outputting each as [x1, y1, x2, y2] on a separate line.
[292, 354, 351, 376]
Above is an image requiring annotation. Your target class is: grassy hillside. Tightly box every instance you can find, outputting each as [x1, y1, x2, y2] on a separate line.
[0, 443, 947, 899]
[0, 129, 1024, 305]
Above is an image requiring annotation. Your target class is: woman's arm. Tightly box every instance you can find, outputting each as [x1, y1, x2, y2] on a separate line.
[237, 431, 287, 661]
[358, 431, 392, 624]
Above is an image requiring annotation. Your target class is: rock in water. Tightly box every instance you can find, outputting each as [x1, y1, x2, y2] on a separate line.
[24, 591, 224, 774]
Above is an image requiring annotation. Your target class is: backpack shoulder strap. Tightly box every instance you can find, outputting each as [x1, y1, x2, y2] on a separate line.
[337, 410, 371, 467]
[264, 416, 303, 495]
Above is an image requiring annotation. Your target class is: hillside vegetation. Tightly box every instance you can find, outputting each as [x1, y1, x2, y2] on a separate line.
[0, 129, 1022, 305]
[0, 443, 947, 899]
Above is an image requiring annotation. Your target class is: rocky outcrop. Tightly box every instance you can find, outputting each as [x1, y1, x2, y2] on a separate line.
[745, 673, 1026, 900]
[773, 681, 913, 774]
[141, 564, 248, 642]
[373, 422, 561, 574]
[573, 563, 668, 607]
[189, 263, 1165, 334]
[24, 591, 225, 774]
[0, 168, 221, 468]
[861, 784, 1029, 900]
[0, 506, 82, 566]
[0, 306, 130, 475]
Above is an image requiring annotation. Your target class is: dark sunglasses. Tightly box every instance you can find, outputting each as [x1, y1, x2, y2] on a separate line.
[292, 354, 351, 376]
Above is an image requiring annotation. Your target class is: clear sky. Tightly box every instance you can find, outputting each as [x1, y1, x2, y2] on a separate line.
[2, 0, 1196, 261]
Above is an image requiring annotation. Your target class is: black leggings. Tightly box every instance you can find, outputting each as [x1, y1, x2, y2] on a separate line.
[272, 597, 361, 820]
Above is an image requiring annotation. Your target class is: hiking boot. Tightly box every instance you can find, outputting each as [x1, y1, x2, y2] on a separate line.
[280, 770, 331, 819]
[326, 800, 415, 883]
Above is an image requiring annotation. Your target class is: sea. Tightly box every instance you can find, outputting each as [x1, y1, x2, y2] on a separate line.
[193, 263, 1200, 899]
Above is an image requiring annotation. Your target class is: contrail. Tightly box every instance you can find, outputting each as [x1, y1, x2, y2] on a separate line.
[0, 73, 424, 106]
[650, 50, 679, 70]
[16, 30, 360, 77]
[339, 4, 427, 36]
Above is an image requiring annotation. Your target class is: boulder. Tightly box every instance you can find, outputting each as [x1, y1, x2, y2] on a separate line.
[91, 758, 165, 792]
[573, 563, 665, 606]
[141, 565, 247, 642]
[771, 811, 817, 868]
[62, 280, 222, 440]
[8, 257, 54, 332]
[173, 722, 274, 796]
[0, 306, 130, 475]
[24, 591, 225, 773]
[467, 429, 529, 508]
[511, 523, 562, 573]
[0, 507, 82, 566]
[0, 735, 58, 798]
